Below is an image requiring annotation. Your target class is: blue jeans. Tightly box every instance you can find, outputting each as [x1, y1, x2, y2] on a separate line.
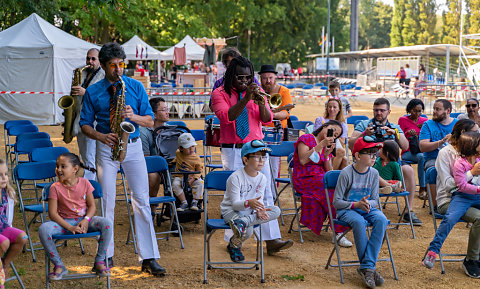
[402, 151, 425, 187]
[337, 208, 388, 270]
[428, 192, 480, 254]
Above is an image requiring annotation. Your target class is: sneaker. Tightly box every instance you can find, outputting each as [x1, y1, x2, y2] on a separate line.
[462, 258, 480, 278]
[177, 202, 189, 212]
[422, 250, 437, 269]
[379, 186, 392, 195]
[229, 219, 247, 240]
[374, 270, 385, 286]
[190, 200, 199, 211]
[334, 233, 353, 247]
[357, 268, 376, 289]
[403, 211, 422, 226]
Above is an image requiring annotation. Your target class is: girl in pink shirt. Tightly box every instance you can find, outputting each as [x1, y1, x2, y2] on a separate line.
[39, 153, 113, 280]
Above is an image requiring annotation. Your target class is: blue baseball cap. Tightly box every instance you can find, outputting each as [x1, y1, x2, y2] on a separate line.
[241, 140, 272, 158]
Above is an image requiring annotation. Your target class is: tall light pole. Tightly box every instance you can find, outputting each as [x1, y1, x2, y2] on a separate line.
[326, 0, 331, 95]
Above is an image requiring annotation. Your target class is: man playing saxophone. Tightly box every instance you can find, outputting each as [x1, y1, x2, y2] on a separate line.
[71, 48, 104, 180]
[80, 42, 166, 276]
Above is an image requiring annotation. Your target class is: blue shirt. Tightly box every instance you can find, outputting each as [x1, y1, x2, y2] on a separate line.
[80, 76, 154, 139]
[354, 118, 404, 142]
[419, 118, 458, 161]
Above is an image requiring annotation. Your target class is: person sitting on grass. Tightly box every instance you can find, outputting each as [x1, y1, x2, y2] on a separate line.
[333, 138, 388, 288]
[220, 140, 281, 262]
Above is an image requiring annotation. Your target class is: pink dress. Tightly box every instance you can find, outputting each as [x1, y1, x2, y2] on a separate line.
[292, 134, 347, 235]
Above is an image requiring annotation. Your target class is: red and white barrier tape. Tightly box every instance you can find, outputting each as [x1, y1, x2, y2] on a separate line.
[148, 92, 210, 96]
[0, 91, 58, 94]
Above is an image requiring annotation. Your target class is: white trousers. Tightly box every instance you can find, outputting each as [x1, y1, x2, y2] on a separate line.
[76, 131, 97, 181]
[96, 140, 160, 262]
[221, 147, 282, 241]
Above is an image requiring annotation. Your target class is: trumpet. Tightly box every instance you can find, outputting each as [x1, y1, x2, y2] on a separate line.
[253, 91, 282, 109]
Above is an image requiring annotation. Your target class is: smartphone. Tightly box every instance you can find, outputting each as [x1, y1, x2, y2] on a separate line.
[327, 128, 334, 137]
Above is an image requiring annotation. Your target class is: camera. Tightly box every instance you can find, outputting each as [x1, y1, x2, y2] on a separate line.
[367, 121, 392, 142]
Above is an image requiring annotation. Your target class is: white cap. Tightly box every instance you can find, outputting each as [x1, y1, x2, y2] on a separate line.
[178, 132, 197, 148]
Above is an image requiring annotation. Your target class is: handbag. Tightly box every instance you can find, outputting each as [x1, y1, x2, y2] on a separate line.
[408, 135, 421, 154]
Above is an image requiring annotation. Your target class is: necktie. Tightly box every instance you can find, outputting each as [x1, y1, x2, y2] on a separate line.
[108, 82, 120, 132]
[235, 92, 249, 140]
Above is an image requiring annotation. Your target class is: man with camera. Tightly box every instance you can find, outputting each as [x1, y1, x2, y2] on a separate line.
[349, 98, 422, 225]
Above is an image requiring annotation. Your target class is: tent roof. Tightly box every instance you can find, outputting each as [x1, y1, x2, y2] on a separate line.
[160, 35, 205, 61]
[0, 13, 97, 51]
[306, 44, 478, 59]
[122, 35, 166, 60]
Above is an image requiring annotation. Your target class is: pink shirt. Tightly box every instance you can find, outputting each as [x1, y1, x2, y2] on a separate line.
[398, 116, 428, 153]
[49, 178, 94, 219]
[453, 157, 480, 194]
[211, 86, 272, 144]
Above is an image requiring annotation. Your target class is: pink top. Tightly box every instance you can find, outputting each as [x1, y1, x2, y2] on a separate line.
[398, 115, 428, 153]
[49, 178, 94, 219]
[211, 86, 273, 144]
[453, 157, 480, 194]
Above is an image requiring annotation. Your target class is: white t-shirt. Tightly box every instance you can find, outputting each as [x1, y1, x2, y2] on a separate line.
[405, 68, 413, 79]
[220, 168, 266, 216]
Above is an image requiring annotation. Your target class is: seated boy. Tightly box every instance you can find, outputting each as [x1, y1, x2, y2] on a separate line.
[220, 140, 281, 262]
[333, 138, 389, 288]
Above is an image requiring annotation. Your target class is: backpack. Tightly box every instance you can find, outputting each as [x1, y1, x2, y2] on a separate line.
[400, 69, 406, 79]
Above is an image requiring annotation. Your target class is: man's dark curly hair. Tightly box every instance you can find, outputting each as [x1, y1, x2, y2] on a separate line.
[223, 56, 254, 96]
[99, 42, 126, 66]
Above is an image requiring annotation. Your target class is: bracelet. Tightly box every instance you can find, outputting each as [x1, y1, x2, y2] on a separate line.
[244, 200, 249, 208]
[362, 131, 366, 136]
[84, 216, 91, 222]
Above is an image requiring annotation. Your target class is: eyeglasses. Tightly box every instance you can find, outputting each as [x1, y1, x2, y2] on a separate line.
[235, 74, 252, 81]
[250, 155, 267, 162]
[157, 108, 169, 113]
[86, 57, 97, 61]
[373, 109, 388, 113]
[108, 62, 126, 69]
[466, 104, 478, 108]
[359, 152, 377, 159]
[251, 139, 266, 148]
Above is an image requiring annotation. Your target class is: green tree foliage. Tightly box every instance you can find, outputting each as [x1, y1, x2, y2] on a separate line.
[441, 0, 461, 44]
[417, 0, 437, 44]
[390, 0, 406, 46]
[359, 0, 393, 49]
[468, 0, 480, 46]
[0, 0, 59, 31]
[391, 0, 437, 46]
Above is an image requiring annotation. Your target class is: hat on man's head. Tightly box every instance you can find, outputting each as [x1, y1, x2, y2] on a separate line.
[241, 140, 272, 158]
[178, 133, 197, 148]
[352, 137, 383, 156]
[259, 64, 277, 75]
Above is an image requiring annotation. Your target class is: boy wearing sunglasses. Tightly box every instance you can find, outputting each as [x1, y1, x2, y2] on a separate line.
[333, 138, 388, 288]
[221, 140, 281, 262]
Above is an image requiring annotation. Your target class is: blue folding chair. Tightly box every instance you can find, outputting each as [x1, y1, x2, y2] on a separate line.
[346, 115, 369, 125]
[126, 156, 184, 253]
[289, 115, 299, 122]
[450, 112, 462, 118]
[190, 129, 222, 175]
[31, 147, 69, 162]
[14, 161, 57, 262]
[42, 180, 111, 289]
[291, 120, 314, 131]
[14, 138, 53, 166]
[6, 124, 39, 168]
[323, 170, 398, 284]
[204, 116, 223, 174]
[425, 167, 466, 274]
[268, 141, 295, 225]
[5, 262, 25, 289]
[203, 170, 264, 284]
[4, 120, 35, 158]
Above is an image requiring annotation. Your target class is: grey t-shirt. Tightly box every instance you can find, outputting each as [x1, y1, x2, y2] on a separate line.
[140, 126, 156, 156]
[333, 164, 379, 211]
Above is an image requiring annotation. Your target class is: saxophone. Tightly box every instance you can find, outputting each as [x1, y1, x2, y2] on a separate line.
[58, 65, 90, 143]
[110, 77, 136, 162]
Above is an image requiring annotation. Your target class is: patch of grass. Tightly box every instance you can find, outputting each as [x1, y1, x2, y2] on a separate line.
[281, 274, 304, 281]
[17, 268, 26, 275]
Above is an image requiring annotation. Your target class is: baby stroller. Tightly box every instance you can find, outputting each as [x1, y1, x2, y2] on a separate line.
[153, 125, 204, 227]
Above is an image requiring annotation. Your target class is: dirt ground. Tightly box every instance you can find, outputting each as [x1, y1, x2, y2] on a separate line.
[3, 95, 477, 289]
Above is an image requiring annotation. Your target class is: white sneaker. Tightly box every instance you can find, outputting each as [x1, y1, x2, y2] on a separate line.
[334, 233, 353, 247]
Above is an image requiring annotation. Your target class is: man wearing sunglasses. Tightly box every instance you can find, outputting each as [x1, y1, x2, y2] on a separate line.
[80, 43, 165, 276]
[70, 48, 104, 181]
[458, 98, 480, 129]
[211, 56, 294, 255]
[349, 97, 422, 225]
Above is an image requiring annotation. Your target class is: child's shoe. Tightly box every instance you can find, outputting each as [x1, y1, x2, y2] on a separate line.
[334, 233, 353, 248]
[379, 186, 392, 195]
[229, 219, 247, 240]
[190, 200, 199, 211]
[422, 250, 437, 269]
[388, 180, 402, 193]
[177, 202, 189, 212]
[227, 243, 245, 262]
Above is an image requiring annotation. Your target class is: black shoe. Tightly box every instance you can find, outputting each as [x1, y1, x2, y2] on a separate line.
[107, 257, 114, 268]
[403, 211, 422, 226]
[463, 258, 480, 278]
[141, 259, 166, 276]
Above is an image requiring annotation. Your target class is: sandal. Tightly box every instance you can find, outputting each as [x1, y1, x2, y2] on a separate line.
[49, 265, 68, 281]
[227, 244, 245, 262]
[92, 261, 111, 277]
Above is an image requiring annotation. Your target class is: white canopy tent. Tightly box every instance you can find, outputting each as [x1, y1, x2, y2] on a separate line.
[122, 35, 166, 60]
[160, 35, 205, 61]
[0, 13, 99, 125]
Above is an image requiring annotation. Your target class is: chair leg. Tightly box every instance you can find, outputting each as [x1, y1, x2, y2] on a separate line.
[9, 262, 25, 289]
[21, 210, 37, 262]
[260, 227, 264, 283]
[79, 238, 85, 254]
[45, 252, 50, 289]
[171, 202, 184, 249]
[403, 196, 415, 239]
[384, 231, 398, 280]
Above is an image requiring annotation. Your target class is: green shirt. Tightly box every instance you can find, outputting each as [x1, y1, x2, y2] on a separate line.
[373, 158, 402, 181]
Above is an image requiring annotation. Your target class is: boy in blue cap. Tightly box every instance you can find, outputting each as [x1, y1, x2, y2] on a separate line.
[220, 140, 282, 262]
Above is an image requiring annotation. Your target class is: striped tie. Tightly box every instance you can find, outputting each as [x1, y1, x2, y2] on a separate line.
[235, 92, 249, 140]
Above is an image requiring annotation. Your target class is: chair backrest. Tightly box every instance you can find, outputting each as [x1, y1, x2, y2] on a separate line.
[287, 153, 294, 168]
[289, 115, 299, 122]
[291, 120, 314, 130]
[8, 124, 38, 136]
[205, 170, 234, 191]
[346, 115, 369, 125]
[426, 166, 437, 185]
[15, 138, 53, 154]
[4, 120, 33, 131]
[268, 141, 295, 157]
[166, 120, 187, 127]
[145, 155, 169, 174]
[190, 129, 206, 142]
[42, 179, 102, 201]
[16, 132, 50, 143]
[31, 147, 69, 162]
[450, 112, 462, 118]
[14, 160, 57, 181]
[323, 170, 342, 189]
